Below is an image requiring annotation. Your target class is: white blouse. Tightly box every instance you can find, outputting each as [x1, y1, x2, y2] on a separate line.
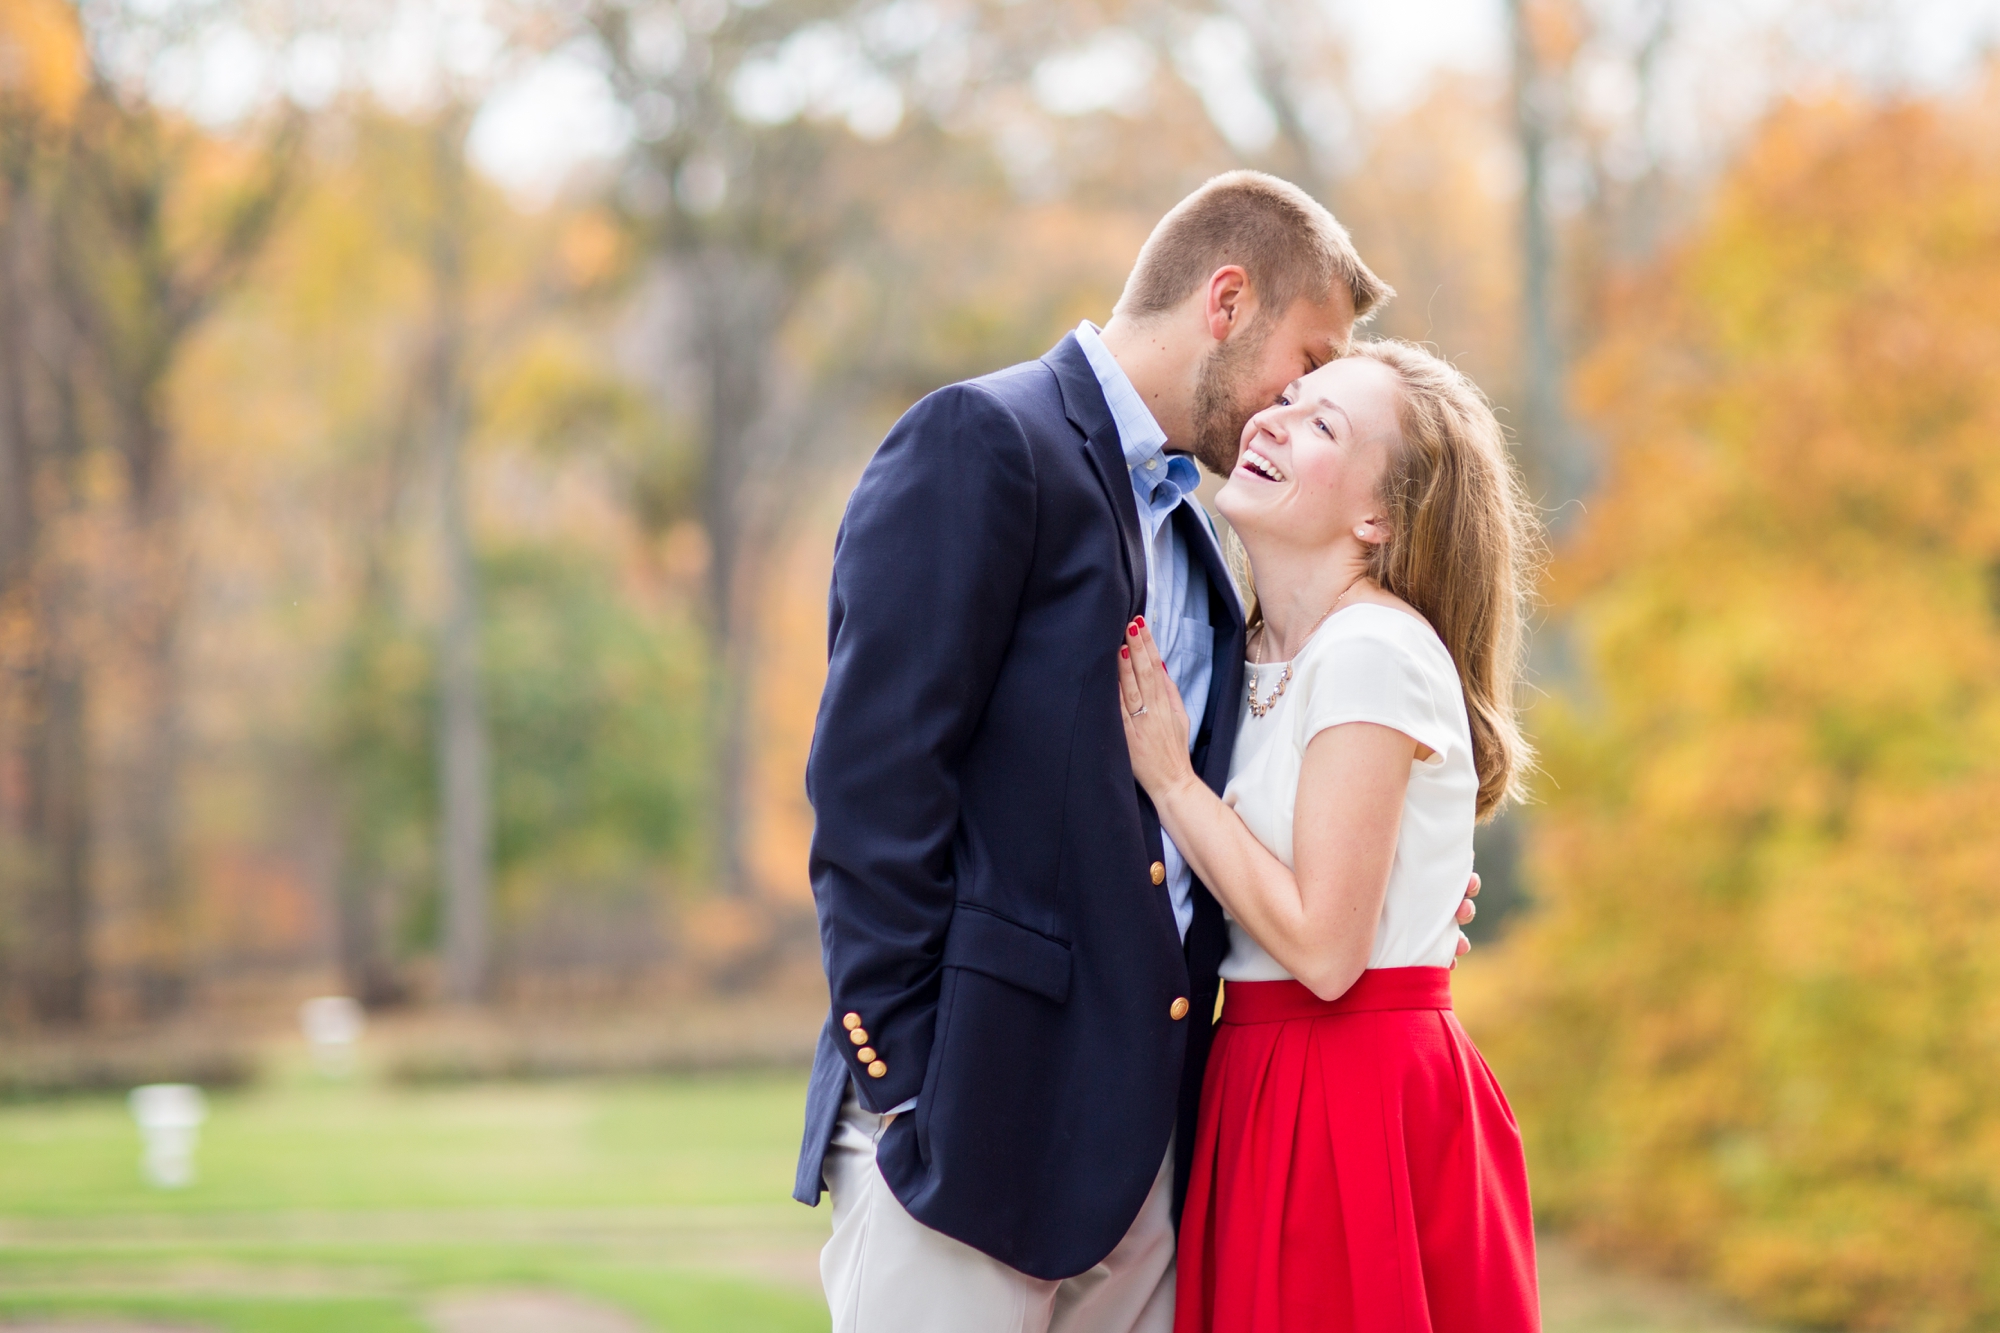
[1217, 603, 1477, 979]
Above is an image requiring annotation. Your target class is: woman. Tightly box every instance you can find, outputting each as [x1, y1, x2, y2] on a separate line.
[1116, 339, 1541, 1333]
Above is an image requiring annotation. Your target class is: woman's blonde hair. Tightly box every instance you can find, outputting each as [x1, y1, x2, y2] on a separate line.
[1348, 338, 1540, 819]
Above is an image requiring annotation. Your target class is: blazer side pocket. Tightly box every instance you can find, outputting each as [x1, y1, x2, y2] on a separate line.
[941, 905, 1073, 1005]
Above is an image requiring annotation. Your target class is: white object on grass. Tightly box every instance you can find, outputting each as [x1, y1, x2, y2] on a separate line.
[299, 995, 366, 1076]
[128, 1083, 207, 1189]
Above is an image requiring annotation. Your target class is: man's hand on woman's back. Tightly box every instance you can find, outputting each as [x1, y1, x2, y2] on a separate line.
[1453, 872, 1480, 961]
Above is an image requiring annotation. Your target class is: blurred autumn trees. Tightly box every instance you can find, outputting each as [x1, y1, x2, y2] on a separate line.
[1477, 84, 2000, 1331]
[0, 0, 297, 1019]
[0, 0, 90, 1023]
[0, 0, 1282, 1017]
[6, 0, 2000, 1322]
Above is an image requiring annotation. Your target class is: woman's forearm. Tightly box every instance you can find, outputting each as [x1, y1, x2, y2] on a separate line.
[1116, 626, 1405, 999]
[1152, 776, 1370, 998]
[1150, 724, 1413, 1000]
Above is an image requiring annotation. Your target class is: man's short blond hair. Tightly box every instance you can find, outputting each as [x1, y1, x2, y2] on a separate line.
[1115, 171, 1392, 327]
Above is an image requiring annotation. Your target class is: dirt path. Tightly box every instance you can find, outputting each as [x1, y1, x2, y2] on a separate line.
[427, 1291, 649, 1333]
[0, 1218, 1784, 1333]
[2, 1293, 660, 1333]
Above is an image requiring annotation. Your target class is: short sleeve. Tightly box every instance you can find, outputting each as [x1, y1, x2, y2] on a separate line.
[1293, 623, 1458, 762]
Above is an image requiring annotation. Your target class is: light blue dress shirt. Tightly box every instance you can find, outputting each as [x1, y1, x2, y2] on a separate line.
[1075, 320, 1214, 942]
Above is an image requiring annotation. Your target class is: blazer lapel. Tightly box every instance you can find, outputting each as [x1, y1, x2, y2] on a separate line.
[1045, 334, 1147, 620]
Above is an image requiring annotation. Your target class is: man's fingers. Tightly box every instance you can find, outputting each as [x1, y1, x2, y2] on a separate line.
[1456, 870, 1480, 952]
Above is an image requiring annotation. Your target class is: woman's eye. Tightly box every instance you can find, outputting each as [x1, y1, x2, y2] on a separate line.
[1274, 395, 1291, 407]
[1315, 418, 1333, 437]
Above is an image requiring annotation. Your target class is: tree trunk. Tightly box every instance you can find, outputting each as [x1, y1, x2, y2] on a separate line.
[427, 112, 492, 1005]
[27, 366, 91, 1026]
[21, 630, 89, 1021]
[436, 403, 490, 1003]
[690, 250, 786, 902]
[334, 849, 410, 1008]
[0, 184, 32, 591]
[123, 430, 187, 1016]
[0, 177, 94, 1025]
[1505, 0, 1589, 518]
[17, 412, 95, 1026]
[332, 589, 415, 1008]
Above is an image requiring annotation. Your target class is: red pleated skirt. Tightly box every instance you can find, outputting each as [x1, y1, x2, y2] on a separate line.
[1174, 969, 1538, 1333]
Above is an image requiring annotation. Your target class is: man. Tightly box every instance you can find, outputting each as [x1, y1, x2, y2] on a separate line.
[796, 170, 1479, 1332]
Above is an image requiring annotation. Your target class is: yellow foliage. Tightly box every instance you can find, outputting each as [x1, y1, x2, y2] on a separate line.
[1471, 86, 2000, 1331]
[0, 0, 85, 124]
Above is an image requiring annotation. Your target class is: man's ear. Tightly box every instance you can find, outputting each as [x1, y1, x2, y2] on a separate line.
[1204, 265, 1251, 343]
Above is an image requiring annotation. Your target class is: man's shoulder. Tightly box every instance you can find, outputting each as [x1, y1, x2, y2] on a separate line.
[961, 355, 1063, 414]
[893, 356, 1069, 449]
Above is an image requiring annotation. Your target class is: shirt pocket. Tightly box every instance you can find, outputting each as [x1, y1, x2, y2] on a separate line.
[1166, 617, 1216, 717]
[1173, 616, 1215, 666]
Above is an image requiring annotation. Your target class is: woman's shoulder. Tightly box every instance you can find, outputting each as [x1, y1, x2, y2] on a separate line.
[1309, 602, 1452, 673]
[1292, 604, 1464, 752]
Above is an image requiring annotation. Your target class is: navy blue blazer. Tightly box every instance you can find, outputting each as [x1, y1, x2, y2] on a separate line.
[793, 333, 1248, 1280]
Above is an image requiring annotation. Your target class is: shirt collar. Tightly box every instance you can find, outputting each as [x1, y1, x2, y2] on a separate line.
[1074, 321, 1200, 510]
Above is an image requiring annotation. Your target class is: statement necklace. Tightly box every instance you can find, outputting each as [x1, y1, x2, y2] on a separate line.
[1245, 573, 1369, 719]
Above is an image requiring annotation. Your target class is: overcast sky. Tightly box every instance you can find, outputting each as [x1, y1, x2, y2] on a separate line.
[116, 0, 2000, 202]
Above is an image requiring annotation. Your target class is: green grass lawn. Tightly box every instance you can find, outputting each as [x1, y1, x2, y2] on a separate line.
[0, 1067, 1788, 1333]
[0, 1071, 831, 1331]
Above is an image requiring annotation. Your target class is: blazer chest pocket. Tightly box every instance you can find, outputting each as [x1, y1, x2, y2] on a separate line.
[942, 906, 1072, 1005]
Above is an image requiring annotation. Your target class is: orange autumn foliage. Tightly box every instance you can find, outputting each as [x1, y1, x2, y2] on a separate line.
[1470, 85, 2000, 1331]
[0, 0, 85, 125]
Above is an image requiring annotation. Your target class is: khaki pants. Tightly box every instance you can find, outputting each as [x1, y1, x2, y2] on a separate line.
[820, 1087, 1178, 1333]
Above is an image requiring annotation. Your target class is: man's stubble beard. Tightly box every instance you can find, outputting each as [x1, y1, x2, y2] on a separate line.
[1188, 318, 1272, 478]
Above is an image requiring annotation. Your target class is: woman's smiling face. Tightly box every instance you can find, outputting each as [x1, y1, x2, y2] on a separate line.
[1215, 355, 1405, 552]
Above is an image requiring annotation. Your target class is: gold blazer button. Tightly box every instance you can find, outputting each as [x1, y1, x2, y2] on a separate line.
[1149, 861, 1166, 885]
[856, 1047, 877, 1063]
[867, 1060, 888, 1079]
[842, 1012, 863, 1031]
[849, 1028, 870, 1046]
[1169, 997, 1190, 1021]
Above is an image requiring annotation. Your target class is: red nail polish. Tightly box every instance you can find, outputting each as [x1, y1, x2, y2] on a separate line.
[1128, 624, 1138, 636]
[1120, 646, 1130, 659]
[1134, 616, 1145, 628]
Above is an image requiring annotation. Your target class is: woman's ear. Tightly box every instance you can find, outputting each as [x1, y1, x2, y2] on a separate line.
[1354, 518, 1390, 547]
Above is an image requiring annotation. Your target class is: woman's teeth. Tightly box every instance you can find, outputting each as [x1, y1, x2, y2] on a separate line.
[1241, 449, 1286, 482]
